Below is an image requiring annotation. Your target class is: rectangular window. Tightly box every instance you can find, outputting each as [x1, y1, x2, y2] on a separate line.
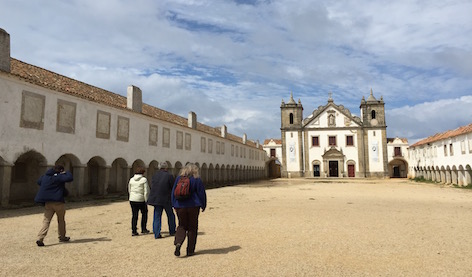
[208, 139, 213, 154]
[444, 145, 447, 156]
[96, 110, 111, 139]
[216, 141, 220, 154]
[117, 116, 129, 142]
[162, 127, 170, 148]
[312, 136, 319, 147]
[461, 141, 466, 154]
[394, 147, 401, 157]
[236, 146, 239, 157]
[56, 99, 76, 134]
[449, 143, 454, 156]
[328, 136, 336, 146]
[201, 137, 206, 153]
[270, 148, 276, 157]
[221, 142, 225, 155]
[149, 124, 158, 146]
[185, 133, 191, 150]
[469, 139, 472, 154]
[176, 131, 183, 150]
[231, 145, 234, 156]
[346, 135, 354, 146]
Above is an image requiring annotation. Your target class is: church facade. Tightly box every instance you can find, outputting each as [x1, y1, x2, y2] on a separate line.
[280, 92, 388, 178]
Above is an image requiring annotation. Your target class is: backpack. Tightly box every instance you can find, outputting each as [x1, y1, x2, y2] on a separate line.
[174, 176, 191, 200]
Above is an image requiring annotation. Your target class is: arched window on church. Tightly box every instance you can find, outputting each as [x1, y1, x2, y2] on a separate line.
[289, 113, 294, 124]
[371, 110, 376, 119]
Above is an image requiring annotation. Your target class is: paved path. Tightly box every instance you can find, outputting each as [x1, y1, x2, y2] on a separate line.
[1, 178, 472, 276]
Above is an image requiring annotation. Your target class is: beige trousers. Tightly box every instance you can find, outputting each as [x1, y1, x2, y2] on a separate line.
[37, 202, 66, 241]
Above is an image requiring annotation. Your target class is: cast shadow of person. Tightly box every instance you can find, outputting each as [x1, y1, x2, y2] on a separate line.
[43, 237, 111, 247]
[194, 245, 241, 256]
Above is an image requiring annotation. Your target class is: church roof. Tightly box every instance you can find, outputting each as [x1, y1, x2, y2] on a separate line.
[5, 58, 261, 149]
[263, 139, 282, 145]
[410, 122, 472, 148]
[303, 98, 362, 127]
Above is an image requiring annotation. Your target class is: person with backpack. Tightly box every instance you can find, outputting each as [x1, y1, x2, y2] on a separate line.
[171, 163, 207, 257]
[147, 162, 176, 239]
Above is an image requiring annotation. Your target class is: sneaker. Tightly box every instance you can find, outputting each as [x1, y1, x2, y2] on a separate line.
[155, 234, 163, 239]
[174, 243, 181, 257]
[36, 240, 45, 247]
[141, 229, 150, 234]
[59, 237, 70, 242]
[132, 232, 139, 236]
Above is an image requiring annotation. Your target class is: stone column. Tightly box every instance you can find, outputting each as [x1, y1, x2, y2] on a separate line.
[73, 165, 86, 197]
[99, 166, 111, 196]
[0, 165, 12, 207]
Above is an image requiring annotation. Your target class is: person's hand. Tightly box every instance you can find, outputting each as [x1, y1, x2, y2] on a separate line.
[201, 208, 205, 212]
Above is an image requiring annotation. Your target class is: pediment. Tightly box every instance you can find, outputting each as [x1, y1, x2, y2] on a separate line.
[303, 102, 361, 128]
[322, 147, 345, 158]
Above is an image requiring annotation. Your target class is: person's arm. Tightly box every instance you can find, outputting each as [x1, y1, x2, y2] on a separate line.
[57, 171, 73, 183]
[196, 178, 207, 212]
[144, 178, 150, 202]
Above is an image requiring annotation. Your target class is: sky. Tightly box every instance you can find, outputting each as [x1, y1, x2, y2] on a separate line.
[1, 0, 471, 144]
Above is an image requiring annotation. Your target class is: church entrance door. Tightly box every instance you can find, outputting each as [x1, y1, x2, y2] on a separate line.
[329, 161, 338, 177]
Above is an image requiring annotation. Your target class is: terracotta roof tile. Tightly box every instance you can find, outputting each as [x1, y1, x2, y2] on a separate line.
[7, 58, 261, 149]
[263, 139, 282, 145]
[410, 122, 472, 147]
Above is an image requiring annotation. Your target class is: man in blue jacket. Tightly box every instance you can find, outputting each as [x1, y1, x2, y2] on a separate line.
[34, 165, 73, 247]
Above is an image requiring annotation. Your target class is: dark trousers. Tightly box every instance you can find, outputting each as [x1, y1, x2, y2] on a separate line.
[130, 201, 148, 233]
[174, 207, 200, 254]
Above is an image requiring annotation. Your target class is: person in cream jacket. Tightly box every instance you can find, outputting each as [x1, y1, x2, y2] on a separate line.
[128, 166, 150, 236]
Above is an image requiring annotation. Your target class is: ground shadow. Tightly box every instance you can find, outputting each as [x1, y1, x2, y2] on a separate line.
[42, 237, 111, 247]
[195, 245, 241, 255]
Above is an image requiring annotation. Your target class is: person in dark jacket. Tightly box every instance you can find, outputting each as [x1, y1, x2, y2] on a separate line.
[172, 163, 207, 257]
[34, 165, 73, 247]
[147, 162, 176, 239]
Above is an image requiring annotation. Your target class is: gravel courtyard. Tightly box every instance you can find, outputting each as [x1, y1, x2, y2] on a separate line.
[1, 178, 471, 277]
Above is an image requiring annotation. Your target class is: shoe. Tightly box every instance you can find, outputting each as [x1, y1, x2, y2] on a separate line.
[36, 240, 45, 247]
[187, 251, 195, 256]
[141, 229, 150, 234]
[174, 243, 181, 257]
[169, 232, 176, 236]
[59, 236, 70, 242]
[132, 232, 139, 236]
[155, 234, 163, 239]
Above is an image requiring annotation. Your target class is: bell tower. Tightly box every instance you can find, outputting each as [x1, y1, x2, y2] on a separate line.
[359, 89, 388, 177]
[280, 92, 304, 178]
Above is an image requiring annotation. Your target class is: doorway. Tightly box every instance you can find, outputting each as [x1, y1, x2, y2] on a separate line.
[313, 164, 320, 177]
[348, 164, 355, 177]
[329, 161, 338, 177]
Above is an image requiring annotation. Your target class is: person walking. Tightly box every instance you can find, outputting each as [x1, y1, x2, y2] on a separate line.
[34, 165, 73, 247]
[172, 163, 207, 257]
[147, 162, 176, 239]
[128, 166, 150, 236]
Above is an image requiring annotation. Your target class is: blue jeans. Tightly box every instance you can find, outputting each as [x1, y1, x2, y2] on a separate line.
[153, 204, 176, 238]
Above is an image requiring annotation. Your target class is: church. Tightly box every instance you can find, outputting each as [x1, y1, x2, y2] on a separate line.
[280, 91, 388, 178]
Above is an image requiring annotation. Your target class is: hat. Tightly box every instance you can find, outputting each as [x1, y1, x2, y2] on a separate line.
[159, 162, 168, 169]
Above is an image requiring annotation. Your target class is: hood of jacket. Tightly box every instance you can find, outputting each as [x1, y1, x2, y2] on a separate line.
[133, 174, 145, 181]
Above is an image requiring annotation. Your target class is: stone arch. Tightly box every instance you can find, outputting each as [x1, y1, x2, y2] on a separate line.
[215, 164, 220, 184]
[85, 156, 107, 196]
[10, 150, 47, 204]
[388, 158, 408, 178]
[458, 165, 466, 186]
[208, 163, 214, 185]
[201, 163, 208, 184]
[147, 160, 159, 181]
[451, 166, 458, 185]
[173, 161, 183, 178]
[56, 154, 82, 197]
[221, 164, 226, 184]
[130, 159, 146, 177]
[109, 158, 129, 194]
[466, 165, 472, 186]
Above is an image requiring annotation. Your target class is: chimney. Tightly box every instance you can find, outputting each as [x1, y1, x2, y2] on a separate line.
[243, 133, 247, 144]
[127, 85, 142, 113]
[0, 28, 11, 72]
[188, 111, 197, 129]
[221, 125, 227, 138]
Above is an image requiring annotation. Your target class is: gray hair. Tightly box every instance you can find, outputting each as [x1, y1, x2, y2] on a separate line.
[178, 163, 200, 178]
[159, 162, 168, 169]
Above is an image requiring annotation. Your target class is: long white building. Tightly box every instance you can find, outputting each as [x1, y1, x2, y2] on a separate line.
[0, 28, 267, 207]
[408, 123, 472, 186]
